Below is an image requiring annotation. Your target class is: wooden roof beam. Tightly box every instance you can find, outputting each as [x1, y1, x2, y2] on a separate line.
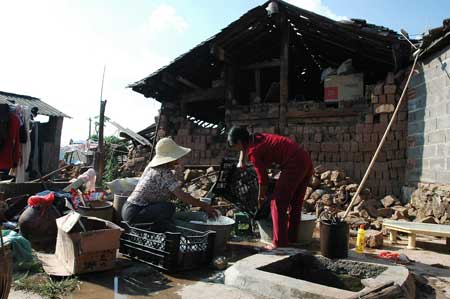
[241, 59, 280, 70]
[176, 75, 202, 90]
[210, 45, 233, 63]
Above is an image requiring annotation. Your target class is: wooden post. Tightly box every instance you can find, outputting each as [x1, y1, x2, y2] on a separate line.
[96, 100, 107, 184]
[389, 230, 398, 244]
[254, 68, 261, 103]
[407, 233, 416, 249]
[150, 104, 163, 160]
[224, 64, 236, 126]
[279, 9, 290, 135]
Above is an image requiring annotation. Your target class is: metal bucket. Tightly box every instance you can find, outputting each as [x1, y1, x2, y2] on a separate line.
[256, 214, 317, 245]
[175, 211, 235, 255]
[77, 200, 113, 221]
[320, 220, 349, 258]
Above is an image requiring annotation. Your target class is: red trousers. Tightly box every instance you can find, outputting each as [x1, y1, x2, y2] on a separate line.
[270, 152, 313, 247]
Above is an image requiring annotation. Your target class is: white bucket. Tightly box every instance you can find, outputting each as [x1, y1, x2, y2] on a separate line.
[256, 213, 317, 245]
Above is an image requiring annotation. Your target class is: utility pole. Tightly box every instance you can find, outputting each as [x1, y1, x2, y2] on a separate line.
[95, 65, 106, 184]
[97, 100, 107, 184]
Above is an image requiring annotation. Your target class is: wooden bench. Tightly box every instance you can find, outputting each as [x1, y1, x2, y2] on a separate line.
[382, 220, 450, 250]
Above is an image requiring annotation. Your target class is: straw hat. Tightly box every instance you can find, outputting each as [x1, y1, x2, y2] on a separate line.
[148, 138, 191, 167]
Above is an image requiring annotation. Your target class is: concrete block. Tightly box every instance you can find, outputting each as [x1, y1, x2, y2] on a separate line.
[429, 158, 446, 170]
[426, 102, 447, 119]
[436, 143, 446, 156]
[437, 116, 450, 129]
[427, 130, 446, 144]
[436, 170, 450, 184]
[423, 145, 437, 158]
[425, 118, 438, 132]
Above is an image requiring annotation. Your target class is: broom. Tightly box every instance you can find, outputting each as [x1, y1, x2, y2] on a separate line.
[0, 225, 12, 299]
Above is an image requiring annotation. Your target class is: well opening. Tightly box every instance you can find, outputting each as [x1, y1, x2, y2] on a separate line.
[258, 253, 387, 292]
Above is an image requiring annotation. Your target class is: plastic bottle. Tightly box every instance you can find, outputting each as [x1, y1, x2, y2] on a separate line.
[355, 224, 366, 253]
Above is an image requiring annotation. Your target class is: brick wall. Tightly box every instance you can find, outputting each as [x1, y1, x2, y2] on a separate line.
[407, 44, 450, 184]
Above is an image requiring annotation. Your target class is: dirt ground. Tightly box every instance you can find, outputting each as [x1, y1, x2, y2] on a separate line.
[8, 231, 450, 299]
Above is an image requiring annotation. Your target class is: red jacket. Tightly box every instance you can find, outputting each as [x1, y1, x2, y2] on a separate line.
[246, 133, 310, 185]
[0, 113, 21, 169]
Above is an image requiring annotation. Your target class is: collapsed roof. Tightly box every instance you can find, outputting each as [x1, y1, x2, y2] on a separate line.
[129, 0, 412, 121]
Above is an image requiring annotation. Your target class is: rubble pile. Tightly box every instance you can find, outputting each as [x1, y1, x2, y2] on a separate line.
[409, 184, 450, 225]
[57, 164, 81, 180]
[119, 145, 152, 177]
[304, 165, 450, 231]
[302, 165, 407, 231]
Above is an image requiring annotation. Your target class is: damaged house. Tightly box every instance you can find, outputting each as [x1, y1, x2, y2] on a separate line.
[128, 0, 416, 197]
[0, 91, 69, 177]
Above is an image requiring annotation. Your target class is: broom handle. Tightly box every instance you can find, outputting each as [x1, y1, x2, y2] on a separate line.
[342, 53, 420, 220]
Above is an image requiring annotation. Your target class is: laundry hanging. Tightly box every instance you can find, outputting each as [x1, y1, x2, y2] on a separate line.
[9, 105, 32, 182]
[0, 104, 21, 170]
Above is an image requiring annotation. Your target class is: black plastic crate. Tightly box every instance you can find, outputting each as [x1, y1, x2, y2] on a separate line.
[211, 158, 260, 216]
[211, 157, 278, 218]
[119, 222, 215, 273]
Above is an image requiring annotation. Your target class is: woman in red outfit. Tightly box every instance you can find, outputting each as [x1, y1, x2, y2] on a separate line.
[228, 127, 313, 249]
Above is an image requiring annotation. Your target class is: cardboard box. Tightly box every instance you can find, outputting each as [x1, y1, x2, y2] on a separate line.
[324, 73, 364, 102]
[38, 212, 123, 276]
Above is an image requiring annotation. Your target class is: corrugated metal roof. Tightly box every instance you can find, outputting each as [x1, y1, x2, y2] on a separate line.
[0, 91, 69, 118]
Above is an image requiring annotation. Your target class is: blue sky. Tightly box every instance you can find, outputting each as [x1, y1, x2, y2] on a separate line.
[0, 0, 448, 145]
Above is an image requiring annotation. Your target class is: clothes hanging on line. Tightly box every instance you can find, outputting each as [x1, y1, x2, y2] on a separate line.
[0, 105, 21, 170]
[9, 105, 32, 182]
[27, 121, 42, 179]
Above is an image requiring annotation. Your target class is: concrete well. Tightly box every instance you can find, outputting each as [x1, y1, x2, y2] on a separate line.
[224, 248, 415, 299]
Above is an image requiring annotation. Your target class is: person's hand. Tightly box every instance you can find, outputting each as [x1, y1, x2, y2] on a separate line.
[204, 205, 219, 219]
[236, 160, 245, 170]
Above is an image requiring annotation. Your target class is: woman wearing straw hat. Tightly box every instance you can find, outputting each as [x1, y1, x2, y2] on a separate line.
[122, 138, 218, 224]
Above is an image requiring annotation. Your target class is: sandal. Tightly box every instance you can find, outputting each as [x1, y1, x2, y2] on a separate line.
[263, 244, 278, 251]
